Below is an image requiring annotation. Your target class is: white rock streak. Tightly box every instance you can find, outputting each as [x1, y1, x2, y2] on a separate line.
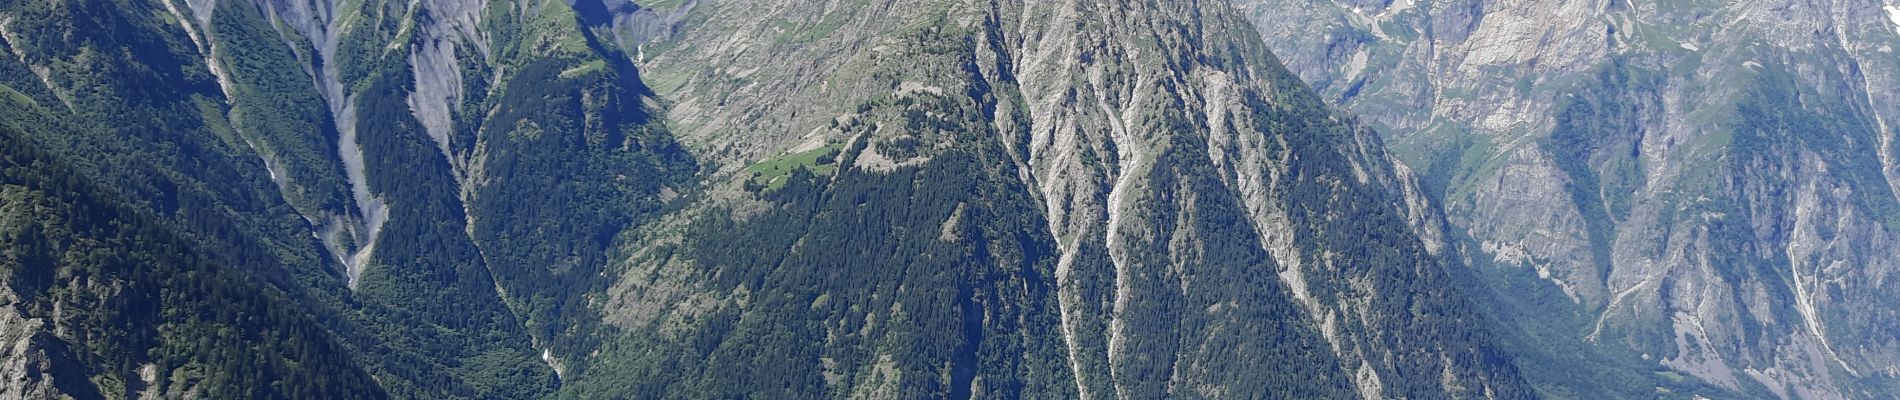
[1787, 182, 1860, 376]
[1015, 3, 1095, 395]
[336, 89, 389, 289]
[1100, 103, 1139, 400]
[1885, 6, 1900, 34]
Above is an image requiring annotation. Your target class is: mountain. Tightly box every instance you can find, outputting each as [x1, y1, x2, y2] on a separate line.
[567, 0, 1533, 397]
[2, 0, 1891, 398]
[0, 0, 686, 395]
[0, 0, 1531, 396]
[1242, 0, 1900, 398]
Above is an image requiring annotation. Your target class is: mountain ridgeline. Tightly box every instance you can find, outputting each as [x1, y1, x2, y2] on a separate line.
[0, 0, 1887, 399]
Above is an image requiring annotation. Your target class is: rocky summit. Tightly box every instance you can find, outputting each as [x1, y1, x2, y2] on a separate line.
[0, 0, 1890, 398]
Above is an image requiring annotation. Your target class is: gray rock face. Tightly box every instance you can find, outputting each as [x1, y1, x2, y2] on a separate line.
[0, 290, 62, 400]
[1246, 0, 1900, 397]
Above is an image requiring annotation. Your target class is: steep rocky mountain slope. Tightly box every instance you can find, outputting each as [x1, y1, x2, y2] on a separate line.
[1244, 0, 1900, 398]
[573, 0, 1532, 397]
[1, 0, 1826, 398]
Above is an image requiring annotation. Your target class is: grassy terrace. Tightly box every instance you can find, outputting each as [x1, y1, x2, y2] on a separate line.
[746, 144, 843, 190]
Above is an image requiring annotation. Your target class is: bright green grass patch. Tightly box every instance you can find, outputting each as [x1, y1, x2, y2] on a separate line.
[0, 84, 39, 109]
[1654, 370, 1689, 384]
[559, 59, 605, 79]
[746, 144, 843, 191]
[633, 0, 687, 10]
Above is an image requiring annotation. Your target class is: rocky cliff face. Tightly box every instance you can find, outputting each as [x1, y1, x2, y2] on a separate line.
[1245, 0, 1900, 397]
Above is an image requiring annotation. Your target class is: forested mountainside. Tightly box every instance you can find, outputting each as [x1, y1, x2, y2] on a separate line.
[0, 0, 1887, 398]
[0, 0, 685, 395]
[1245, 0, 1900, 398]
